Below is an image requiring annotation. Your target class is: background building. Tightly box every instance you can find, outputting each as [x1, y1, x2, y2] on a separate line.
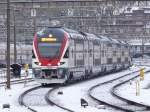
[0, 43, 32, 65]
[0, 0, 150, 65]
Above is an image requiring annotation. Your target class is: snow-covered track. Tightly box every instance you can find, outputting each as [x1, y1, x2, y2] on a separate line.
[112, 72, 150, 111]
[89, 69, 150, 112]
[18, 86, 41, 112]
[0, 78, 33, 86]
[44, 69, 141, 112]
[45, 87, 74, 112]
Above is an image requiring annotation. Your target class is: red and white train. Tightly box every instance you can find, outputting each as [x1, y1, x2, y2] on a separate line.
[32, 27, 131, 85]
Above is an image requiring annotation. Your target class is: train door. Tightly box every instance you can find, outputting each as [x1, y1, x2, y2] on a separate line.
[103, 42, 107, 72]
[88, 40, 93, 74]
[84, 40, 89, 75]
[69, 38, 75, 67]
[93, 41, 101, 74]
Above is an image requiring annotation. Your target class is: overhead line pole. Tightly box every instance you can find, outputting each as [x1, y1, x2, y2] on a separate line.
[6, 0, 11, 89]
[13, 9, 17, 64]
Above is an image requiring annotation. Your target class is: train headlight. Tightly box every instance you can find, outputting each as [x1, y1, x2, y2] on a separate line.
[49, 34, 53, 38]
[38, 62, 41, 66]
[57, 62, 60, 66]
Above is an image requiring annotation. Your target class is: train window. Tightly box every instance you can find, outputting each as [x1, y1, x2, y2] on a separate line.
[122, 51, 124, 56]
[113, 51, 116, 56]
[107, 43, 112, 47]
[125, 57, 128, 62]
[107, 58, 112, 64]
[117, 58, 121, 63]
[84, 49, 87, 57]
[101, 50, 104, 57]
[94, 59, 101, 65]
[64, 48, 69, 58]
[71, 49, 74, 58]
[32, 50, 35, 58]
[89, 49, 92, 57]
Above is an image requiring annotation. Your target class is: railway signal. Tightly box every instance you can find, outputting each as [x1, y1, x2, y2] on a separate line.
[140, 68, 144, 81]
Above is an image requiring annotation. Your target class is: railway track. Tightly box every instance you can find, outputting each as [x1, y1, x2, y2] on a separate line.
[0, 78, 34, 86]
[18, 86, 41, 112]
[112, 75, 150, 111]
[18, 84, 67, 112]
[18, 66, 149, 112]
[89, 68, 150, 112]
[45, 68, 143, 112]
[45, 87, 74, 112]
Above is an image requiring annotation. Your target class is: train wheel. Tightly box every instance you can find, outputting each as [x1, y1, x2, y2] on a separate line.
[69, 72, 73, 80]
[41, 83, 47, 86]
[62, 81, 67, 86]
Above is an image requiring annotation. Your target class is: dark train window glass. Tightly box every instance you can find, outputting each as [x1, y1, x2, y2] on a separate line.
[117, 58, 121, 63]
[71, 49, 73, 58]
[113, 51, 116, 56]
[94, 59, 101, 65]
[107, 43, 112, 47]
[32, 50, 35, 58]
[101, 50, 104, 57]
[38, 43, 61, 58]
[89, 49, 92, 57]
[122, 51, 124, 56]
[125, 57, 128, 62]
[76, 60, 84, 66]
[107, 58, 112, 64]
[64, 48, 69, 58]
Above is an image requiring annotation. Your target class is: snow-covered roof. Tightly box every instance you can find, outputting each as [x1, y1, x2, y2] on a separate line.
[99, 35, 112, 43]
[128, 39, 150, 46]
[124, 6, 140, 13]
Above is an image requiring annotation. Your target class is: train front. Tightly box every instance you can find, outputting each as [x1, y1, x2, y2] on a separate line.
[32, 27, 68, 84]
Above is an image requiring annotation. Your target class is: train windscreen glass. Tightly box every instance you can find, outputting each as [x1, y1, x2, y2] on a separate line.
[38, 43, 61, 58]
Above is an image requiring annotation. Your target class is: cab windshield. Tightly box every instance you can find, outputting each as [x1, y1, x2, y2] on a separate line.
[38, 43, 61, 58]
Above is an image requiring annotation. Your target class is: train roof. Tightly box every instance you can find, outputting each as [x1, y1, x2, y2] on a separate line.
[44, 27, 125, 44]
[98, 35, 113, 43]
[63, 28, 100, 41]
[118, 40, 127, 45]
[84, 33, 100, 40]
[107, 37, 121, 44]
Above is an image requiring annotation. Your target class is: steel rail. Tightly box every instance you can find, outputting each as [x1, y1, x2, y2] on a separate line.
[18, 86, 41, 112]
[89, 69, 149, 112]
[0, 78, 34, 86]
[111, 71, 150, 111]
[45, 87, 74, 112]
[45, 68, 140, 112]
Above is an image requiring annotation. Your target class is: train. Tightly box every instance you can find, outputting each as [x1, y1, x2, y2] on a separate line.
[32, 27, 131, 85]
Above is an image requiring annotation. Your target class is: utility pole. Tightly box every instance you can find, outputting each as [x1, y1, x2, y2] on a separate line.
[6, 0, 11, 89]
[13, 9, 17, 64]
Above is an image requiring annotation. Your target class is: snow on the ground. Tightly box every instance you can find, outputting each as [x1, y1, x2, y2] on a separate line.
[0, 81, 40, 112]
[0, 69, 36, 112]
[116, 69, 150, 106]
[48, 66, 141, 112]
